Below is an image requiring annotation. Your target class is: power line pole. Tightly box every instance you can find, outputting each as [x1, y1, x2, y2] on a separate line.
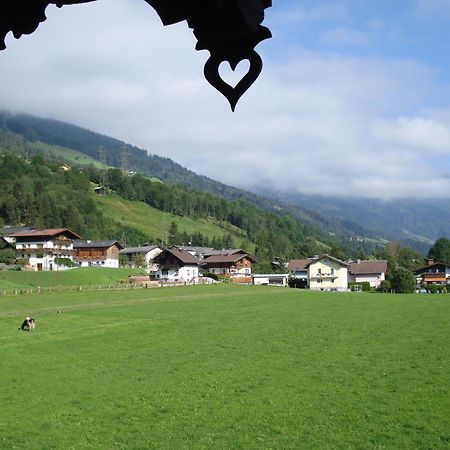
[98, 145, 108, 193]
[121, 144, 129, 174]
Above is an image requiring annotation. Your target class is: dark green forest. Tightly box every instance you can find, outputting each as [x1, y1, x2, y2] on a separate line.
[0, 111, 441, 273]
[0, 152, 378, 270]
[0, 110, 381, 243]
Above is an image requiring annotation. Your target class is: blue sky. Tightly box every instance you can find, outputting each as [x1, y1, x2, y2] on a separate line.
[0, 0, 449, 198]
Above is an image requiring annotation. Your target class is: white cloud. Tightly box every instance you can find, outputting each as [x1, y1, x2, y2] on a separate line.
[319, 27, 371, 48]
[415, 0, 450, 18]
[372, 117, 450, 154]
[0, 0, 449, 199]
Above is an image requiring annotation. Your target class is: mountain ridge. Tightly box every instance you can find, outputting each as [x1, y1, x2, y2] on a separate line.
[1, 110, 446, 254]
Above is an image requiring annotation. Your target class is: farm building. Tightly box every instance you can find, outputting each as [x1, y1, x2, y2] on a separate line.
[74, 240, 123, 268]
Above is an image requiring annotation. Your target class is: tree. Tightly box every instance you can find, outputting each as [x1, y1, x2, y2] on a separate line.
[168, 221, 179, 245]
[119, 254, 129, 267]
[389, 267, 416, 293]
[132, 254, 146, 269]
[428, 237, 450, 264]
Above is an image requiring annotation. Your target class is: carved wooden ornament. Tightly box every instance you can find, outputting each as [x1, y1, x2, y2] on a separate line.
[0, 0, 272, 110]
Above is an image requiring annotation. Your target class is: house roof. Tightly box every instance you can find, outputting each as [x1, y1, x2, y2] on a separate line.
[203, 248, 246, 257]
[287, 259, 312, 272]
[9, 228, 81, 240]
[155, 247, 200, 265]
[0, 226, 35, 237]
[119, 245, 160, 254]
[74, 240, 123, 250]
[203, 253, 256, 264]
[304, 254, 349, 268]
[349, 260, 387, 275]
[415, 262, 450, 274]
[175, 245, 214, 254]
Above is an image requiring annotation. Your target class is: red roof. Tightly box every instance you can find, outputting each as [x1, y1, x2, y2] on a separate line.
[287, 259, 311, 272]
[155, 247, 200, 265]
[349, 260, 387, 275]
[9, 228, 81, 240]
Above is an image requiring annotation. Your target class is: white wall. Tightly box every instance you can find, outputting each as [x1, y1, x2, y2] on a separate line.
[308, 258, 348, 291]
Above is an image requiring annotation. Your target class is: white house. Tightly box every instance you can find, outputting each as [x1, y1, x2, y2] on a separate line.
[305, 254, 349, 291]
[119, 245, 163, 272]
[10, 228, 81, 271]
[348, 260, 387, 288]
[153, 246, 200, 283]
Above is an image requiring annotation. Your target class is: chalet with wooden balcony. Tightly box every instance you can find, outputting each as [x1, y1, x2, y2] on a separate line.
[203, 250, 256, 283]
[305, 255, 349, 291]
[74, 240, 123, 268]
[153, 247, 200, 283]
[415, 261, 450, 285]
[10, 228, 81, 271]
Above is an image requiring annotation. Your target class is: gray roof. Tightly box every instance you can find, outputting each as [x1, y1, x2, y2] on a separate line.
[175, 246, 214, 254]
[304, 254, 349, 268]
[74, 240, 122, 249]
[119, 245, 160, 254]
[0, 226, 35, 237]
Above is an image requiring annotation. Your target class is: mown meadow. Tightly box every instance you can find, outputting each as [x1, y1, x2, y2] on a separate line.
[0, 285, 449, 449]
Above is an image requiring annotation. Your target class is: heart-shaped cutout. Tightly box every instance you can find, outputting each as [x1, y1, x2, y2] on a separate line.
[219, 60, 251, 88]
[204, 50, 263, 111]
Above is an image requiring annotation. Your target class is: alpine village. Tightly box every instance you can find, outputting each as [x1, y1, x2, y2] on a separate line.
[1, 113, 449, 295]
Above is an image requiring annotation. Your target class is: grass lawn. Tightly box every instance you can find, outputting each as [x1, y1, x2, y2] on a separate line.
[0, 286, 449, 449]
[94, 192, 250, 247]
[0, 268, 146, 290]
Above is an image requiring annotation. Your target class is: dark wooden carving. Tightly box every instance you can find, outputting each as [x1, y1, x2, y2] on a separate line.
[0, 0, 271, 110]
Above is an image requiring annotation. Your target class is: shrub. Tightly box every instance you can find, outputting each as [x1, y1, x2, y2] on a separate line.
[389, 267, 416, 293]
[203, 272, 218, 281]
[378, 280, 392, 293]
[0, 248, 15, 265]
[55, 257, 75, 268]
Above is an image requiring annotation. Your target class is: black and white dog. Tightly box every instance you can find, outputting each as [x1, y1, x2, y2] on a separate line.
[19, 316, 35, 332]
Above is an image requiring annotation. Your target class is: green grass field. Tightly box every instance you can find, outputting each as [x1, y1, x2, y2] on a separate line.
[0, 268, 146, 290]
[94, 192, 251, 248]
[1, 286, 449, 449]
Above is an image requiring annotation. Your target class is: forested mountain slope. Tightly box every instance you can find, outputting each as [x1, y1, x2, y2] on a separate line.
[0, 153, 378, 270]
[0, 111, 381, 247]
[255, 190, 450, 254]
